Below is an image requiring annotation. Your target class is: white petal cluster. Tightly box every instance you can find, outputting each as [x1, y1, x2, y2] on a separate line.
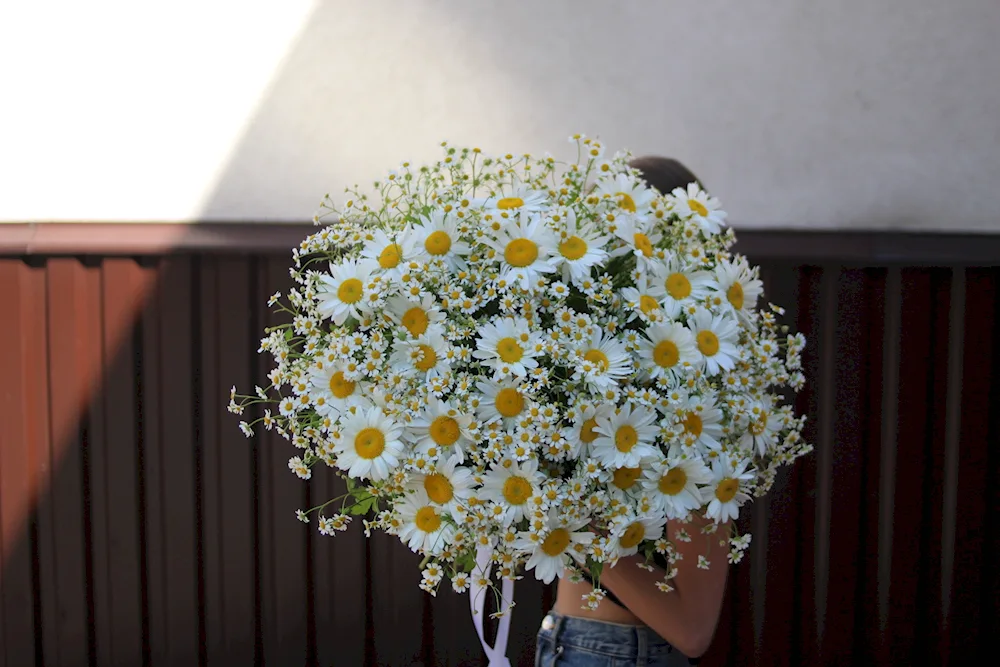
[230, 136, 811, 607]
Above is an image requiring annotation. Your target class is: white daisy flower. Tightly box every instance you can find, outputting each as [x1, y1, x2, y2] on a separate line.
[738, 397, 784, 457]
[413, 210, 471, 272]
[475, 184, 548, 215]
[642, 455, 712, 520]
[308, 361, 370, 416]
[360, 228, 418, 278]
[552, 210, 611, 286]
[407, 396, 475, 462]
[605, 464, 647, 498]
[407, 455, 475, 516]
[334, 406, 405, 482]
[670, 183, 727, 235]
[513, 513, 594, 584]
[571, 329, 633, 392]
[478, 458, 545, 526]
[712, 256, 763, 320]
[486, 213, 559, 291]
[561, 403, 614, 457]
[389, 330, 452, 379]
[451, 572, 471, 593]
[609, 512, 666, 558]
[676, 392, 725, 452]
[590, 404, 660, 469]
[395, 489, 457, 555]
[386, 294, 447, 339]
[595, 172, 657, 221]
[638, 322, 699, 382]
[610, 217, 662, 269]
[688, 308, 740, 376]
[652, 253, 715, 309]
[472, 317, 542, 379]
[702, 455, 754, 523]
[475, 377, 530, 427]
[620, 272, 672, 323]
[315, 258, 378, 326]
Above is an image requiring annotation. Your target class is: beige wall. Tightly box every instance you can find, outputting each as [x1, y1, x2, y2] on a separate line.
[2, 1, 999, 231]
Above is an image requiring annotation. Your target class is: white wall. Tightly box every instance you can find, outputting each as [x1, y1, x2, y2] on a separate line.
[2, 0, 999, 231]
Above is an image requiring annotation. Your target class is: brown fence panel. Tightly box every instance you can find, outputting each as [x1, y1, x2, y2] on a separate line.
[38, 259, 92, 667]
[0, 229, 998, 667]
[948, 267, 999, 663]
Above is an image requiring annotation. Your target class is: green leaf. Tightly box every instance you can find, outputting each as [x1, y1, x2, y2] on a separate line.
[454, 550, 476, 573]
[588, 559, 604, 584]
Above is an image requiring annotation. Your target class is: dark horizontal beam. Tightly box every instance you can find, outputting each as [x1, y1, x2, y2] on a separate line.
[731, 230, 1000, 265]
[1, 223, 999, 265]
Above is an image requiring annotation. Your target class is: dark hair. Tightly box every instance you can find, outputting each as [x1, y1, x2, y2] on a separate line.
[628, 156, 705, 195]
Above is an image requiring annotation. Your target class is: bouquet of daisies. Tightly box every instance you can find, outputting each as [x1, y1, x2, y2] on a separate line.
[229, 135, 810, 614]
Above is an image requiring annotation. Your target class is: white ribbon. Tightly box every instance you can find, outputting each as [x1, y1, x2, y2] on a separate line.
[469, 545, 514, 667]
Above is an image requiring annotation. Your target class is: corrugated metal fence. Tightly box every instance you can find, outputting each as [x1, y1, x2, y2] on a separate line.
[0, 227, 997, 666]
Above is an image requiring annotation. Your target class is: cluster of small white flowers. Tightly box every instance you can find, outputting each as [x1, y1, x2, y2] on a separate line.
[229, 136, 811, 608]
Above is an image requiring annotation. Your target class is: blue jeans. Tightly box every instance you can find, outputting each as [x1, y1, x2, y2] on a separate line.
[534, 611, 693, 666]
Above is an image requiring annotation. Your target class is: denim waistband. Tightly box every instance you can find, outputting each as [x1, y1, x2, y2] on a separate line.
[537, 611, 675, 661]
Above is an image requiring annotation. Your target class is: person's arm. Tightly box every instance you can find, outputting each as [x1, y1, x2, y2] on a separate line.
[599, 517, 731, 658]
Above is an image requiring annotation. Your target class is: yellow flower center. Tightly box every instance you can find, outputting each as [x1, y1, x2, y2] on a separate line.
[683, 412, 703, 437]
[612, 466, 642, 490]
[658, 467, 688, 496]
[354, 427, 386, 459]
[378, 243, 402, 269]
[559, 235, 588, 261]
[615, 425, 638, 453]
[497, 197, 524, 210]
[494, 388, 524, 418]
[579, 418, 599, 444]
[584, 349, 609, 371]
[337, 278, 363, 304]
[727, 282, 744, 310]
[415, 506, 442, 532]
[540, 527, 571, 556]
[504, 238, 539, 267]
[633, 233, 653, 257]
[696, 330, 720, 356]
[665, 273, 691, 300]
[424, 473, 454, 504]
[328, 371, 356, 399]
[749, 412, 769, 436]
[415, 344, 437, 371]
[497, 337, 524, 363]
[617, 192, 636, 213]
[653, 340, 679, 368]
[715, 478, 739, 503]
[619, 521, 645, 549]
[424, 230, 452, 256]
[402, 307, 429, 336]
[430, 416, 460, 446]
[502, 476, 532, 505]
[688, 199, 709, 217]
[639, 295, 660, 315]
